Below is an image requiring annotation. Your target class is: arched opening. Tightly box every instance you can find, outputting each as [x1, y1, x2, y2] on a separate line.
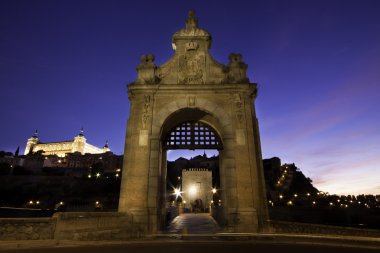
[159, 108, 225, 231]
[163, 121, 223, 150]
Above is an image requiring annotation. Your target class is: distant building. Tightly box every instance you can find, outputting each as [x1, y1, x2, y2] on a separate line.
[181, 168, 212, 211]
[65, 151, 123, 173]
[24, 129, 110, 157]
[167, 152, 219, 191]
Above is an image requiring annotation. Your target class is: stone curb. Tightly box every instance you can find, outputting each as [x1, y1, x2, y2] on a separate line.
[0, 234, 379, 251]
[152, 233, 380, 249]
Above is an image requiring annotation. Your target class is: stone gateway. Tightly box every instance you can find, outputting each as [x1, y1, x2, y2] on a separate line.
[118, 11, 269, 233]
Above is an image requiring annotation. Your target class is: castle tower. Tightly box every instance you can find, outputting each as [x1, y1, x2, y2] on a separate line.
[24, 130, 39, 155]
[72, 128, 87, 154]
[102, 140, 111, 153]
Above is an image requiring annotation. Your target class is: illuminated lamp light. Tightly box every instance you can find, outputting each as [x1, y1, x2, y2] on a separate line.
[174, 188, 181, 198]
[212, 188, 217, 194]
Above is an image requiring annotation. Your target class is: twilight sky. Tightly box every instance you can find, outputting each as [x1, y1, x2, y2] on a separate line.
[1, 0, 379, 195]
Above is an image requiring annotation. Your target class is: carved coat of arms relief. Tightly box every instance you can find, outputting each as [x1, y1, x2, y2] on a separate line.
[178, 51, 206, 84]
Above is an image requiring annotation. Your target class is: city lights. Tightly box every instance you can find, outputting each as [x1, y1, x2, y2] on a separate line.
[212, 188, 217, 194]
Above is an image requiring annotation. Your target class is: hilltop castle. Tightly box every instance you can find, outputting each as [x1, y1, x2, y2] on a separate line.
[24, 129, 110, 157]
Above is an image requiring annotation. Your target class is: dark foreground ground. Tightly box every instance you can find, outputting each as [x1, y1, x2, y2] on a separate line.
[0, 241, 378, 253]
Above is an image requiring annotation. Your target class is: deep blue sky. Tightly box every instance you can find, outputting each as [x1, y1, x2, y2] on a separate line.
[1, 0, 379, 195]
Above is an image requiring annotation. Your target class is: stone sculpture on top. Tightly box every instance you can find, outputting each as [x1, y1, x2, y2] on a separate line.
[135, 11, 250, 85]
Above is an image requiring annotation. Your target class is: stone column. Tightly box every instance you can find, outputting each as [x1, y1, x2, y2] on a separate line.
[119, 93, 153, 233]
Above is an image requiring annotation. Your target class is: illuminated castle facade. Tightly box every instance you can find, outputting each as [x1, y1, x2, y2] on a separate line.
[24, 129, 110, 157]
[181, 168, 212, 209]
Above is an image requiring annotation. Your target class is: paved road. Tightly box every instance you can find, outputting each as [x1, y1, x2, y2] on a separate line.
[166, 213, 220, 234]
[1, 241, 377, 253]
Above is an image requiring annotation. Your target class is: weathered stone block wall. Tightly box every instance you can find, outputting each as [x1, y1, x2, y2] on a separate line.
[0, 218, 55, 240]
[270, 220, 380, 238]
[0, 212, 143, 241]
[53, 212, 143, 240]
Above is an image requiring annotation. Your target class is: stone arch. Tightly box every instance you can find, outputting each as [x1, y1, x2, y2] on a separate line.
[147, 104, 239, 231]
[119, 11, 269, 234]
[152, 98, 234, 139]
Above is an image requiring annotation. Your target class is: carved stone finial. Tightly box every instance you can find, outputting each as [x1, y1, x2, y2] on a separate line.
[186, 10, 198, 29]
[225, 53, 249, 83]
[140, 54, 155, 66]
[136, 54, 159, 84]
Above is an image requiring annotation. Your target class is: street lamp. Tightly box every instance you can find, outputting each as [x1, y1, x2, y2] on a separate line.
[174, 188, 181, 198]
